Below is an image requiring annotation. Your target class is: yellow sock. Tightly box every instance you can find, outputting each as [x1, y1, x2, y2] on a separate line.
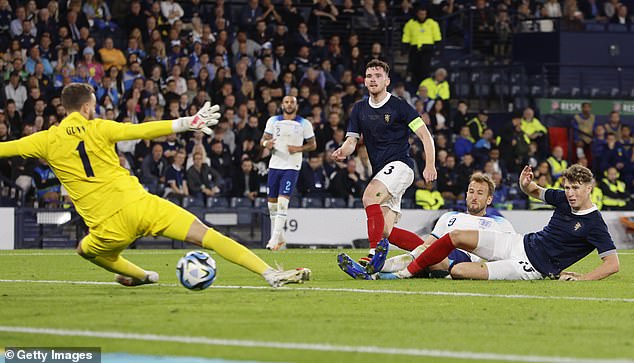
[87, 254, 147, 281]
[202, 229, 270, 274]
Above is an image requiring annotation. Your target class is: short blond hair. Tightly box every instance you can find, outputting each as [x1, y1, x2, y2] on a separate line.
[470, 172, 495, 196]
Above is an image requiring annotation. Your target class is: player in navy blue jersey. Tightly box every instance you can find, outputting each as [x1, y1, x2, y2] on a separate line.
[382, 164, 619, 281]
[332, 60, 437, 270]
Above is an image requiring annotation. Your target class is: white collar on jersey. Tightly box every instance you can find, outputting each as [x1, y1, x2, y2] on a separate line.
[571, 204, 598, 216]
[368, 93, 391, 109]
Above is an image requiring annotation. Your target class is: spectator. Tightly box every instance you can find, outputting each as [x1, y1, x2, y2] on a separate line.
[187, 150, 221, 203]
[604, 0, 619, 18]
[328, 158, 364, 199]
[604, 111, 623, 141]
[98, 37, 126, 71]
[591, 124, 607, 172]
[473, 0, 495, 53]
[353, 144, 373, 182]
[33, 158, 61, 207]
[600, 166, 630, 210]
[209, 139, 233, 179]
[309, 0, 338, 37]
[572, 102, 595, 160]
[452, 100, 470, 133]
[392, 82, 414, 107]
[356, 0, 379, 30]
[454, 126, 474, 160]
[83, 0, 116, 32]
[429, 99, 450, 137]
[494, 9, 512, 56]
[160, 0, 184, 25]
[529, 174, 555, 210]
[419, 68, 450, 101]
[547, 146, 568, 181]
[437, 153, 462, 203]
[232, 157, 261, 200]
[278, 0, 304, 32]
[580, 0, 606, 20]
[4, 72, 27, 112]
[141, 143, 168, 195]
[466, 109, 489, 146]
[600, 132, 627, 175]
[402, 7, 441, 87]
[491, 171, 510, 206]
[164, 150, 189, 202]
[298, 152, 329, 197]
[415, 180, 444, 210]
[239, 0, 262, 33]
[456, 153, 477, 192]
[520, 107, 548, 158]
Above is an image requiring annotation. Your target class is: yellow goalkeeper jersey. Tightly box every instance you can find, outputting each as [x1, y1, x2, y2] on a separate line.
[0, 112, 174, 228]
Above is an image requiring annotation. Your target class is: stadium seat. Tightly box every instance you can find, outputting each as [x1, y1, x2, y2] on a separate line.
[230, 197, 253, 208]
[401, 198, 416, 209]
[324, 197, 348, 208]
[584, 23, 605, 32]
[301, 197, 324, 208]
[253, 197, 268, 209]
[548, 127, 570, 160]
[607, 24, 628, 32]
[206, 197, 229, 208]
[352, 198, 364, 208]
[182, 196, 203, 208]
[289, 198, 301, 208]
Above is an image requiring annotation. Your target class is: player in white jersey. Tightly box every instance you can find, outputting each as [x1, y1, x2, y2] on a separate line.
[261, 96, 316, 250]
[338, 172, 514, 279]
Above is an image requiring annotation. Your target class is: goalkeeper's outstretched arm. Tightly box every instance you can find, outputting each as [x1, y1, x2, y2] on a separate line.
[105, 103, 221, 143]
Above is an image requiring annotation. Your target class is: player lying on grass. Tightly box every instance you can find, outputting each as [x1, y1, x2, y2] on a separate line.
[331, 60, 437, 269]
[337, 172, 515, 279]
[0, 83, 310, 288]
[372, 164, 619, 281]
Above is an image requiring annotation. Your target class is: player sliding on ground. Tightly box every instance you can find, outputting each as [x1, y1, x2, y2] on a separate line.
[331, 60, 437, 273]
[338, 173, 516, 279]
[0, 83, 310, 288]
[374, 164, 619, 281]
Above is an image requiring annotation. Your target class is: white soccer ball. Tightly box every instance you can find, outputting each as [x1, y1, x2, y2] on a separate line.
[176, 251, 217, 290]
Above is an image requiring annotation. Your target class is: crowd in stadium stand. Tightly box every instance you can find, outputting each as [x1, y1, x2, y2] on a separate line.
[0, 0, 632, 211]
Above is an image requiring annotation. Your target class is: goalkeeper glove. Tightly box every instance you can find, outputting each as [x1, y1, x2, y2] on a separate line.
[172, 102, 221, 135]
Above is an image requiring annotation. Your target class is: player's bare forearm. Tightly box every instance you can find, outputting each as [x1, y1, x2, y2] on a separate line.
[414, 125, 436, 166]
[521, 181, 545, 201]
[580, 254, 619, 280]
[335, 137, 357, 159]
[519, 165, 545, 201]
[303, 138, 317, 152]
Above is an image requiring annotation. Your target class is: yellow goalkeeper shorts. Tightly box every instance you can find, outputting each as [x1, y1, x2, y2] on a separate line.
[80, 193, 196, 257]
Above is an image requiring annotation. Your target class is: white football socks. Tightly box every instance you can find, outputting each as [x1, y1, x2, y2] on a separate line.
[271, 198, 289, 243]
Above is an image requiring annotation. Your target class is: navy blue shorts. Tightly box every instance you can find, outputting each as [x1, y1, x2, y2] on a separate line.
[448, 249, 473, 270]
[267, 168, 299, 198]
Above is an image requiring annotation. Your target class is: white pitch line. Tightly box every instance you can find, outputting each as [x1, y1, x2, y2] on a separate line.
[0, 326, 630, 363]
[0, 250, 343, 256]
[0, 279, 633, 303]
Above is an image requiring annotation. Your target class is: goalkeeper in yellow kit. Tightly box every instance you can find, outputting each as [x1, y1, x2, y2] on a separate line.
[0, 83, 310, 287]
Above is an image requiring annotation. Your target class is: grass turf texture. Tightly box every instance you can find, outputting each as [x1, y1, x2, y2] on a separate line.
[1, 249, 633, 363]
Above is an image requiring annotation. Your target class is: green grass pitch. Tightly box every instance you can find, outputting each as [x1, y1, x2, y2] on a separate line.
[1, 249, 633, 363]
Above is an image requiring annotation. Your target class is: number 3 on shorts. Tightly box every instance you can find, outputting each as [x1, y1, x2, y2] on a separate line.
[383, 165, 394, 175]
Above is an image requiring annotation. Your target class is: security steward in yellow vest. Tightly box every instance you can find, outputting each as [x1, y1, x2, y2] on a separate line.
[402, 6, 441, 86]
[546, 146, 568, 180]
[467, 109, 488, 142]
[415, 181, 444, 210]
[419, 68, 450, 100]
[600, 167, 630, 210]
